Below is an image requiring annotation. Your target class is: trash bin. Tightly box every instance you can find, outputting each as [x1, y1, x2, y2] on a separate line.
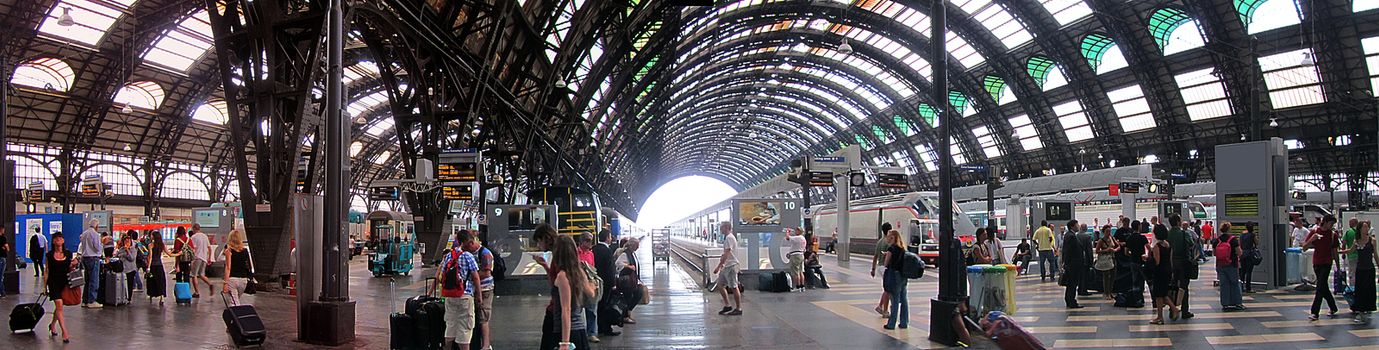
[997, 264, 1019, 314]
[1285, 247, 1302, 284]
[983, 265, 1011, 314]
[967, 265, 990, 313]
[1301, 249, 1316, 285]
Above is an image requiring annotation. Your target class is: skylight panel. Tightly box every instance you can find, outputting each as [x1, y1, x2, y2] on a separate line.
[946, 31, 986, 69]
[1008, 114, 1043, 150]
[1040, 0, 1094, 27]
[347, 91, 389, 117]
[374, 150, 392, 164]
[143, 10, 214, 73]
[1241, 0, 1302, 34]
[1052, 100, 1094, 142]
[192, 100, 229, 125]
[1360, 0, 1379, 12]
[971, 126, 1002, 158]
[113, 81, 165, 110]
[1082, 33, 1129, 75]
[343, 61, 380, 84]
[950, 0, 988, 14]
[1257, 48, 1325, 108]
[1149, 8, 1206, 56]
[894, 8, 930, 37]
[349, 142, 364, 157]
[915, 143, 938, 171]
[11, 58, 75, 91]
[1363, 36, 1379, 96]
[1106, 84, 1156, 132]
[365, 118, 394, 137]
[969, 3, 1034, 50]
[1174, 67, 1232, 120]
[37, 0, 137, 48]
[1027, 56, 1068, 91]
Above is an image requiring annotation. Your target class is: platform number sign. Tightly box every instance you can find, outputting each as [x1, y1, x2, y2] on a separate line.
[784, 201, 798, 210]
[1045, 202, 1072, 221]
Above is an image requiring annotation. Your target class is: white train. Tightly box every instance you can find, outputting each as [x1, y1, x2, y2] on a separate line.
[810, 192, 979, 264]
[964, 201, 1211, 239]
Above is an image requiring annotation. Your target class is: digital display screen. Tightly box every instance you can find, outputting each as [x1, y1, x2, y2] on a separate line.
[737, 201, 783, 226]
[1225, 193, 1260, 217]
[437, 162, 478, 182]
[1162, 203, 1183, 219]
[80, 183, 102, 197]
[506, 207, 549, 231]
[1045, 202, 1073, 221]
[808, 171, 834, 187]
[441, 184, 475, 201]
[878, 173, 909, 189]
[368, 186, 400, 201]
[194, 209, 221, 228]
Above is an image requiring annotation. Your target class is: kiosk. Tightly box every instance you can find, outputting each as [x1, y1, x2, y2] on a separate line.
[729, 198, 803, 289]
[486, 204, 558, 295]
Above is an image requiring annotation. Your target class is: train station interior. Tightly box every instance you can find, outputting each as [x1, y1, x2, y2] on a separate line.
[2, 0, 1379, 349]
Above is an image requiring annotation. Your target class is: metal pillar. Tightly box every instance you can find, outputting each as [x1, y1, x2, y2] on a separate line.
[930, 0, 964, 346]
[835, 172, 851, 263]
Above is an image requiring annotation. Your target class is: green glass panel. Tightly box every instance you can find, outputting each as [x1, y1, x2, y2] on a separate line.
[917, 104, 937, 126]
[893, 115, 914, 136]
[1080, 33, 1116, 73]
[1234, 0, 1267, 29]
[948, 91, 969, 115]
[1148, 8, 1191, 50]
[982, 76, 1007, 103]
[1027, 56, 1055, 89]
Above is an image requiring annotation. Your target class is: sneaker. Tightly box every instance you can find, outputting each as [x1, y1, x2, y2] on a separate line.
[719, 306, 734, 315]
[725, 309, 743, 316]
[89, 303, 103, 309]
[1181, 311, 1194, 319]
[1308, 314, 1319, 321]
[883, 325, 896, 330]
[1354, 316, 1366, 324]
[589, 336, 601, 343]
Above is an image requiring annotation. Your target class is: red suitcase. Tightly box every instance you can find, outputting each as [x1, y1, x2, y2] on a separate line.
[984, 314, 1047, 350]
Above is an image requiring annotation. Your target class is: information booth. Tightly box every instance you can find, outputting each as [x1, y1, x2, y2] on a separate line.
[485, 204, 558, 295]
[729, 198, 803, 289]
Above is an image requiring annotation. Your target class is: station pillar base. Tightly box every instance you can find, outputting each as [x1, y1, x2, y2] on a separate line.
[302, 299, 357, 346]
[927, 298, 960, 346]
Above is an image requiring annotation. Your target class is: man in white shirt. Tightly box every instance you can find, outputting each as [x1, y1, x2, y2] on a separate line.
[785, 228, 807, 290]
[712, 222, 742, 315]
[1292, 217, 1310, 248]
[77, 219, 105, 307]
[189, 224, 215, 298]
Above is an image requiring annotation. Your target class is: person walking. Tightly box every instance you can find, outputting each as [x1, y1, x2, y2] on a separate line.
[43, 233, 74, 343]
[713, 222, 743, 316]
[1238, 223, 1260, 294]
[1342, 218, 1361, 289]
[1350, 221, 1376, 323]
[1094, 225, 1120, 300]
[539, 235, 593, 350]
[1215, 229, 1245, 311]
[1305, 215, 1342, 321]
[438, 231, 483, 350]
[126, 231, 144, 292]
[613, 237, 642, 324]
[1034, 221, 1059, 283]
[220, 229, 255, 305]
[29, 226, 47, 278]
[145, 231, 168, 303]
[169, 227, 192, 284]
[1166, 214, 1197, 319]
[871, 231, 896, 317]
[1060, 220, 1089, 309]
[190, 224, 214, 299]
[77, 219, 104, 308]
[1292, 217, 1310, 248]
[593, 229, 621, 336]
[882, 229, 909, 330]
[1148, 231, 1178, 324]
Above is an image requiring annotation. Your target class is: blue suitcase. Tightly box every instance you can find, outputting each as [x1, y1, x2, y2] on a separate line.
[175, 282, 193, 305]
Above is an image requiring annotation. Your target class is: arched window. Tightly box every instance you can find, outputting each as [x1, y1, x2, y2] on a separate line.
[917, 103, 938, 127]
[12, 58, 75, 91]
[349, 141, 365, 157]
[871, 125, 893, 143]
[192, 100, 229, 125]
[13, 156, 59, 190]
[1237, 0, 1302, 34]
[1148, 8, 1206, 56]
[1081, 33, 1128, 74]
[162, 172, 210, 201]
[982, 75, 1017, 106]
[949, 91, 976, 118]
[113, 81, 165, 110]
[1027, 56, 1068, 91]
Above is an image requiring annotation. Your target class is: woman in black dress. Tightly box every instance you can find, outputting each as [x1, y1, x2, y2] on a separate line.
[1352, 221, 1376, 323]
[146, 230, 168, 303]
[1149, 226, 1178, 325]
[45, 233, 73, 343]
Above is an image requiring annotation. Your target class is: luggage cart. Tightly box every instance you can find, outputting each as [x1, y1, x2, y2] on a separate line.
[652, 229, 671, 264]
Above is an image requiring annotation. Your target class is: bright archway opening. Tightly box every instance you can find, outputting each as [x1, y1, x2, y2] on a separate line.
[636, 176, 737, 228]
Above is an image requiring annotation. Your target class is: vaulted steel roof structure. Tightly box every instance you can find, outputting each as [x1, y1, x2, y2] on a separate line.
[3, 0, 1379, 220]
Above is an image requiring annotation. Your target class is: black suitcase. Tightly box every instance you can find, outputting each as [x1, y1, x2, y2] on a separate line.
[757, 273, 774, 292]
[3, 270, 18, 295]
[9, 294, 46, 333]
[221, 293, 267, 347]
[389, 312, 415, 349]
[405, 278, 444, 349]
[771, 271, 792, 293]
[99, 270, 129, 306]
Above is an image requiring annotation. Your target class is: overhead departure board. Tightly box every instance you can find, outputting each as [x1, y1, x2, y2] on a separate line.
[441, 184, 476, 201]
[437, 162, 478, 182]
[1224, 193, 1260, 217]
[368, 186, 400, 201]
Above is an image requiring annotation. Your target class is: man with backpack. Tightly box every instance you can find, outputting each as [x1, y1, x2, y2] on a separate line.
[437, 231, 483, 350]
[1166, 214, 1197, 319]
[1215, 229, 1245, 311]
[463, 231, 496, 350]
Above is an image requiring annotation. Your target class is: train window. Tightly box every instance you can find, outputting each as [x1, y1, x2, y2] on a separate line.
[911, 201, 931, 217]
[573, 194, 594, 209]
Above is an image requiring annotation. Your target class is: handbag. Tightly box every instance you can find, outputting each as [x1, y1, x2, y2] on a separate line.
[1094, 253, 1115, 271]
[243, 278, 258, 295]
[638, 284, 651, 305]
[68, 267, 85, 289]
[62, 286, 82, 306]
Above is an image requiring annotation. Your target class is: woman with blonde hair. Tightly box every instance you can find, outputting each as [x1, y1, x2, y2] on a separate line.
[220, 229, 255, 305]
[881, 229, 909, 330]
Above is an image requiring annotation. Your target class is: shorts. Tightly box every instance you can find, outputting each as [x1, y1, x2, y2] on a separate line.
[475, 288, 495, 323]
[715, 264, 740, 290]
[190, 259, 208, 277]
[788, 252, 805, 274]
[444, 295, 476, 340]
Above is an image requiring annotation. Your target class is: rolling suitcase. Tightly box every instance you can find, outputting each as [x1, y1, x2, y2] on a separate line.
[388, 278, 416, 349]
[175, 282, 193, 305]
[222, 292, 267, 347]
[9, 294, 47, 333]
[984, 313, 1048, 350]
[406, 278, 445, 349]
[100, 270, 130, 306]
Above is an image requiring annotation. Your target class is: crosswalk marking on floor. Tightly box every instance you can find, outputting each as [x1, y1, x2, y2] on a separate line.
[1205, 332, 1324, 345]
[810, 299, 947, 350]
[1021, 306, 1103, 313]
[1127, 322, 1235, 332]
[1024, 326, 1097, 333]
[1260, 319, 1356, 327]
[1052, 338, 1173, 348]
[1349, 329, 1379, 338]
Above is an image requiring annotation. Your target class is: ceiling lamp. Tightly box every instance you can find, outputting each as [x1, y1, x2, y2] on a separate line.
[470, 129, 481, 137]
[1299, 52, 1314, 66]
[122, 143, 132, 152]
[57, 7, 75, 27]
[837, 40, 854, 55]
[1269, 118, 1279, 128]
[354, 116, 367, 125]
[120, 104, 133, 114]
[554, 78, 568, 89]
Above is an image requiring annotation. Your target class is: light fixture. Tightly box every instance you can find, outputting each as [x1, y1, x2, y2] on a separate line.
[470, 129, 481, 137]
[554, 78, 568, 89]
[122, 143, 132, 152]
[57, 7, 74, 27]
[121, 104, 133, 114]
[1240, 133, 1247, 141]
[1269, 118, 1279, 128]
[837, 40, 853, 55]
[1300, 52, 1314, 66]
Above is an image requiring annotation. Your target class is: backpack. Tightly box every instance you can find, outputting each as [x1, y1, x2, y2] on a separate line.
[136, 241, 150, 269]
[491, 251, 507, 281]
[441, 250, 468, 298]
[902, 252, 926, 279]
[580, 262, 603, 306]
[1215, 237, 1235, 266]
[177, 238, 195, 264]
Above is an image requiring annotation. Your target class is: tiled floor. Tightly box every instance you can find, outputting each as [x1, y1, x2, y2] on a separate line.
[2, 247, 1377, 349]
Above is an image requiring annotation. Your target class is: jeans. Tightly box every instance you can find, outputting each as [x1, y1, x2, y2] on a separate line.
[1241, 256, 1256, 292]
[31, 254, 45, 277]
[82, 257, 103, 304]
[1174, 276, 1191, 314]
[0, 257, 5, 296]
[805, 265, 830, 288]
[1015, 254, 1032, 274]
[131, 269, 144, 290]
[1038, 250, 1059, 278]
[1217, 266, 1242, 307]
[1312, 263, 1338, 315]
[884, 269, 909, 328]
[584, 302, 597, 337]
